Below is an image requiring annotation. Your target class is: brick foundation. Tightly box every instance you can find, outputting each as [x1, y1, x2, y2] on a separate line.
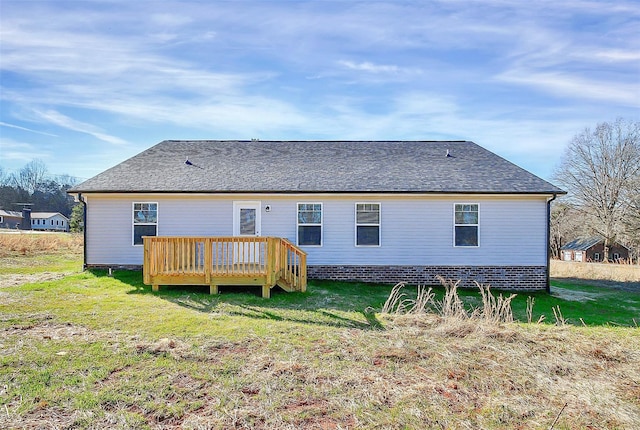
[87, 264, 143, 271]
[87, 264, 547, 291]
[307, 265, 547, 291]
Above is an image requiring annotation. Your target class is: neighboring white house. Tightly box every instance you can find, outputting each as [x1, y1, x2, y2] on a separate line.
[31, 212, 70, 232]
[69, 140, 565, 291]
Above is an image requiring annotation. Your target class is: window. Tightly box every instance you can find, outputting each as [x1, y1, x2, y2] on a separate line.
[297, 203, 322, 246]
[133, 202, 157, 245]
[613, 252, 620, 261]
[356, 203, 380, 246]
[593, 252, 600, 261]
[454, 204, 479, 247]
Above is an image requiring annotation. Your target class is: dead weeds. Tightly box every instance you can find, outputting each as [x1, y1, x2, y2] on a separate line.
[0, 232, 83, 257]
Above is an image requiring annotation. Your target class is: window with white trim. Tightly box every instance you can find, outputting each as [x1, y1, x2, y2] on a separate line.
[133, 202, 157, 245]
[593, 252, 600, 261]
[297, 203, 322, 246]
[454, 204, 479, 247]
[356, 203, 380, 246]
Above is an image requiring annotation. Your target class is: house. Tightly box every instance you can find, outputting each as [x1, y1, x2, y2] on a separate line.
[0, 209, 70, 232]
[561, 236, 630, 263]
[0, 210, 23, 229]
[30, 212, 70, 232]
[68, 140, 565, 292]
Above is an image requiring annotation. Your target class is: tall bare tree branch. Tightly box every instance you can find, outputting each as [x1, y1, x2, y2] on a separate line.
[554, 118, 640, 261]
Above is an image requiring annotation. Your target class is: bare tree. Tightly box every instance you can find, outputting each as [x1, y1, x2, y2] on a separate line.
[11, 159, 49, 194]
[554, 118, 640, 261]
[550, 201, 586, 259]
[0, 167, 9, 186]
[621, 175, 640, 263]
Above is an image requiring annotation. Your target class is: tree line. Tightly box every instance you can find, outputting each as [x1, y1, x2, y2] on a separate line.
[552, 118, 640, 263]
[0, 160, 83, 231]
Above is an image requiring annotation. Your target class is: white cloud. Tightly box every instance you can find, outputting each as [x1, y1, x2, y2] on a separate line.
[339, 61, 400, 74]
[0, 122, 57, 137]
[593, 50, 640, 62]
[33, 110, 127, 146]
[0, 138, 51, 163]
[497, 70, 640, 107]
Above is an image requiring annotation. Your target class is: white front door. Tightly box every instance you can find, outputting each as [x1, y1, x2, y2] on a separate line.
[233, 201, 261, 265]
[233, 201, 261, 237]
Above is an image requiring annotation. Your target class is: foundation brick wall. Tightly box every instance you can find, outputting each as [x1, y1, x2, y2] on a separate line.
[307, 265, 547, 291]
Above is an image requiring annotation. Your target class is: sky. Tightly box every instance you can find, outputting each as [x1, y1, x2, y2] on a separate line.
[1, 0, 639, 184]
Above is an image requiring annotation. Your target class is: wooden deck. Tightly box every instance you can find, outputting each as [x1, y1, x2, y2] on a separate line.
[143, 236, 307, 298]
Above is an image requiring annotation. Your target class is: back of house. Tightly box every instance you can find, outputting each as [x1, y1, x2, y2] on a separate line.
[69, 140, 565, 291]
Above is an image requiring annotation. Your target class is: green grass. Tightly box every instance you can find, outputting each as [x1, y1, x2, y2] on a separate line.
[0, 252, 82, 274]
[432, 281, 640, 327]
[1, 253, 639, 429]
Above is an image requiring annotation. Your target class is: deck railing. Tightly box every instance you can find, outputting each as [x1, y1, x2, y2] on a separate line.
[143, 236, 307, 298]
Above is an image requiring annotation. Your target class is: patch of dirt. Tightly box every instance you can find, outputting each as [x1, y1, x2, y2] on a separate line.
[552, 277, 640, 293]
[550, 286, 599, 302]
[1, 321, 105, 342]
[0, 272, 66, 288]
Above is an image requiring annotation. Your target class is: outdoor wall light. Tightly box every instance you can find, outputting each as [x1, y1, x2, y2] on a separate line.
[265, 205, 271, 212]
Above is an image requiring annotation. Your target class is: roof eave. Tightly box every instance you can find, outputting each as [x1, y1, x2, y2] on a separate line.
[68, 189, 567, 195]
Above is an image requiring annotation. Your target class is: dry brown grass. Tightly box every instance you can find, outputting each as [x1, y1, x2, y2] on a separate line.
[551, 259, 640, 283]
[3, 316, 639, 429]
[0, 232, 83, 257]
[382, 278, 517, 325]
[379, 316, 640, 429]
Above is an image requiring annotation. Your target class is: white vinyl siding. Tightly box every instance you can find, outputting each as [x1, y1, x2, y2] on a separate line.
[84, 194, 548, 267]
[355, 203, 380, 246]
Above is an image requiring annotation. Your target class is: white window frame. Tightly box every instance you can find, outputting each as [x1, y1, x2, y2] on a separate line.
[132, 202, 158, 246]
[453, 203, 480, 247]
[355, 202, 381, 247]
[0, 216, 3, 223]
[593, 252, 600, 261]
[296, 202, 322, 247]
[613, 252, 620, 261]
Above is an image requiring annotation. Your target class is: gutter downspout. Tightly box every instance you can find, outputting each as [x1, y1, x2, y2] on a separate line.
[78, 193, 88, 271]
[546, 193, 558, 293]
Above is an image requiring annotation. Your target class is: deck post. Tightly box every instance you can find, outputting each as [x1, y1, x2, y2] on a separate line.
[152, 284, 159, 292]
[268, 238, 278, 286]
[205, 238, 212, 284]
[300, 253, 307, 292]
[143, 237, 151, 285]
[262, 284, 271, 299]
[210, 284, 218, 295]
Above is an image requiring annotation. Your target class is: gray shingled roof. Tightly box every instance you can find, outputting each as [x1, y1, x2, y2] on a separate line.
[70, 140, 565, 194]
[561, 236, 604, 251]
[561, 236, 630, 251]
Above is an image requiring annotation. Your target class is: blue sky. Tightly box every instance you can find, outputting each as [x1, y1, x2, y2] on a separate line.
[1, 0, 638, 183]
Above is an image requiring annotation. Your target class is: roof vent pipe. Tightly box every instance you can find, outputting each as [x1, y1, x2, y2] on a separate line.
[446, 149, 452, 157]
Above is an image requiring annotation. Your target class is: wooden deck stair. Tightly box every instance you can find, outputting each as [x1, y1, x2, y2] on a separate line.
[143, 236, 307, 298]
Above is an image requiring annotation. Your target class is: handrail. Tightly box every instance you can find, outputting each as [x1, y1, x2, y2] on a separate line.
[143, 236, 307, 294]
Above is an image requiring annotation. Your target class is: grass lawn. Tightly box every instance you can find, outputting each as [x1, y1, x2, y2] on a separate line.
[1, 238, 639, 429]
